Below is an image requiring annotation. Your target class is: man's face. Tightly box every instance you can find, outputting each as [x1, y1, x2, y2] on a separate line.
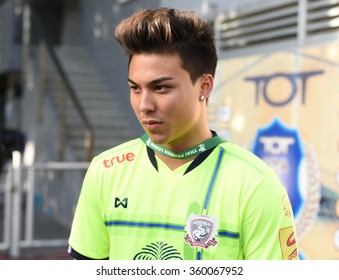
[128, 53, 206, 151]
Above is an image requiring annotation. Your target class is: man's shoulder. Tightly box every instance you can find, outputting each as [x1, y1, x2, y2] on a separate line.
[219, 141, 271, 173]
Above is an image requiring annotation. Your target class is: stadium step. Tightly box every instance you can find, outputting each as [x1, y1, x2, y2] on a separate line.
[44, 46, 134, 161]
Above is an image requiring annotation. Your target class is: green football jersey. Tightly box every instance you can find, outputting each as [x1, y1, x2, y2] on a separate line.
[68, 136, 298, 260]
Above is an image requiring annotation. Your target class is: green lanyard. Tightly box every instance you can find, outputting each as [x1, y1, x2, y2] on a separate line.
[140, 133, 226, 159]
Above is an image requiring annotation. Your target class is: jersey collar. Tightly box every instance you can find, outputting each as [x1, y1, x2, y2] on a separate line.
[146, 130, 222, 175]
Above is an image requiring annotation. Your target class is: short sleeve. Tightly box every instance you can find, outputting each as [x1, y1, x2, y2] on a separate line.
[240, 170, 298, 260]
[68, 163, 110, 259]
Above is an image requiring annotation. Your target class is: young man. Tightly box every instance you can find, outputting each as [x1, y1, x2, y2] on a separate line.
[68, 8, 298, 260]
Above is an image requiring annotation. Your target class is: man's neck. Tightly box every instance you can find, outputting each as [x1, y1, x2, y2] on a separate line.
[155, 154, 195, 170]
[154, 129, 214, 170]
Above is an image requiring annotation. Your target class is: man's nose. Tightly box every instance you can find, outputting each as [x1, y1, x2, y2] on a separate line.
[139, 91, 156, 113]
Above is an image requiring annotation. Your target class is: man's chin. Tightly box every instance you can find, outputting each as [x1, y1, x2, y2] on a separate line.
[148, 134, 167, 145]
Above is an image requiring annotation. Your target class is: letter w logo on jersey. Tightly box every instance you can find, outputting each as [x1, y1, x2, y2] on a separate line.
[115, 197, 128, 208]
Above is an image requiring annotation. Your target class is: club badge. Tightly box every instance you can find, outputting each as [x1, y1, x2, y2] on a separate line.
[252, 117, 321, 239]
[184, 213, 218, 249]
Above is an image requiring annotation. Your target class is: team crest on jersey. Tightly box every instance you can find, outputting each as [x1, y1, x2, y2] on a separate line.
[184, 213, 218, 249]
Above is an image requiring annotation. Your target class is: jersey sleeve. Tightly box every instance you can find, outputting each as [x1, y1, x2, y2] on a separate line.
[68, 163, 110, 259]
[240, 170, 299, 260]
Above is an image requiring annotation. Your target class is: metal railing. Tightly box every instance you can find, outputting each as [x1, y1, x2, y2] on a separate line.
[0, 1, 95, 259]
[0, 151, 89, 258]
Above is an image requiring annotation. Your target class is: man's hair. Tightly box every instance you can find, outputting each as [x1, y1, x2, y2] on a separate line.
[114, 8, 217, 83]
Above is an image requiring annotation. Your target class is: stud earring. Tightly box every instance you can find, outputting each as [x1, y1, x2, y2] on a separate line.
[199, 95, 205, 101]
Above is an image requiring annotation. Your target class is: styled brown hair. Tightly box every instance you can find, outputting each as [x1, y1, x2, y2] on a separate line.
[114, 8, 217, 83]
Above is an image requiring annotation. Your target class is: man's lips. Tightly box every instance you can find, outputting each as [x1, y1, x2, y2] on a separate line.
[142, 120, 163, 129]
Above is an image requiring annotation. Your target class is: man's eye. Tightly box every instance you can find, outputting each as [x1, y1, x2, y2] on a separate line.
[130, 85, 140, 92]
[155, 85, 169, 91]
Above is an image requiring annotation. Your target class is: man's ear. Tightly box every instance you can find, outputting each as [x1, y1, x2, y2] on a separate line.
[200, 74, 214, 98]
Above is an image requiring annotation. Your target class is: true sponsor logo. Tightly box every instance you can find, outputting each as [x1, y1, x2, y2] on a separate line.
[103, 152, 135, 168]
[184, 213, 218, 249]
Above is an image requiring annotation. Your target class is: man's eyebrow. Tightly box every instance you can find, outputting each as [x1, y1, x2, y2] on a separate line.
[128, 77, 173, 86]
[128, 78, 138, 85]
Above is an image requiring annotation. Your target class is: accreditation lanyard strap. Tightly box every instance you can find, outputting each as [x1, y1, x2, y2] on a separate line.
[140, 133, 226, 159]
